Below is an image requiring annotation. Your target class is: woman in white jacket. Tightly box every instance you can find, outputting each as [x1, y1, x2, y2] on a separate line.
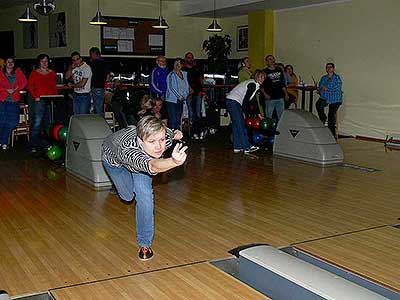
[165, 58, 190, 129]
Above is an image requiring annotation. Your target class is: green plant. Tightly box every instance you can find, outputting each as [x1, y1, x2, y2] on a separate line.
[202, 34, 232, 74]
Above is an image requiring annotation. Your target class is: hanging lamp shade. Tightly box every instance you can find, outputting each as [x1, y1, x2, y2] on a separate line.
[207, 19, 222, 32]
[89, 10, 107, 25]
[18, 6, 38, 22]
[152, 15, 169, 29]
[207, 0, 222, 32]
[152, 0, 168, 29]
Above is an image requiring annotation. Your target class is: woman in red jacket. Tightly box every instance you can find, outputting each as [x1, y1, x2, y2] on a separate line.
[28, 53, 58, 152]
[0, 57, 27, 150]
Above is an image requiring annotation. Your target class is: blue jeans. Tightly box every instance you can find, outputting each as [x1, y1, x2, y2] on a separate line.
[73, 93, 91, 115]
[166, 101, 183, 130]
[265, 98, 285, 120]
[29, 99, 50, 149]
[226, 99, 251, 150]
[91, 88, 105, 117]
[191, 95, 205, 134]
[0, 102, 19, 145]
[102, 160, 154, 247]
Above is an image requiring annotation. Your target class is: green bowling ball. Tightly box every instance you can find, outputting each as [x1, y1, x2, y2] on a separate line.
[57, 127, 68, 142]
[260, 118, 272, 130]
[47, 145, 62, 161]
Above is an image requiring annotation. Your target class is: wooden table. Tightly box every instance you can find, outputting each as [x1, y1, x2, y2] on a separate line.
[296, 85, 317, 112]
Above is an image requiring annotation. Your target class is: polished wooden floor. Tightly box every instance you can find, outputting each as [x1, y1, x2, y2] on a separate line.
[0, 136, 399, 298]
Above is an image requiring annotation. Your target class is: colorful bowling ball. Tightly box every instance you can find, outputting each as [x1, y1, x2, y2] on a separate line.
[245, 118, 253, 128]
[57, 127, 68, 142]
[47, 145, 62, 161]
[252, 131, 264, 145]
[260, 118, 272, 131]
[252, 117, 262, 129]
[267, 136, 275, 146]
[52, 124, 64, 141]
[270, 119, 278, 129]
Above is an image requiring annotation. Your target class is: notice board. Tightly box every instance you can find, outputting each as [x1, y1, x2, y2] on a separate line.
[101, 16, 165, 55]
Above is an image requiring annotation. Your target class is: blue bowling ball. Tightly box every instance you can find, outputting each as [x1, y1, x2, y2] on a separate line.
[267, 136, 275, 145]
[252, 131, 264, 145]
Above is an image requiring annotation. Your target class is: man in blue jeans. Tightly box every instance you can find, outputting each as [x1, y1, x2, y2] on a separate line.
[88, 47, 110, 117]
[102, 115, 187, 260]
[260, 55, 289, 120]
[65, 51, 92, 115]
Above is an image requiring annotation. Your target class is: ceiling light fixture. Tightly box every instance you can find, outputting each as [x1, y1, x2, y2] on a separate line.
[34, 0, 56, 16]
[152, 0, 169, 29]
[89, 0, 107, 25]
[207, 0, 222, 32]
[18, 4, 38, 23]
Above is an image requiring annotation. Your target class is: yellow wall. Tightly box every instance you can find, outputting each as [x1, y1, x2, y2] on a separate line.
[0, 0, 80, 59]
[79, 0, 247, 59]
[275, 0, 400, 138]
[248, 10, 273, 70]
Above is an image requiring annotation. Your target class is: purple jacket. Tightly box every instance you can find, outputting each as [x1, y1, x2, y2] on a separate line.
[149, 65, 169, 98]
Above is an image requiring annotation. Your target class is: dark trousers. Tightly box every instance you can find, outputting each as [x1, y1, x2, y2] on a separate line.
[316, 98, 341, 137]
[0, 102, 19, 145]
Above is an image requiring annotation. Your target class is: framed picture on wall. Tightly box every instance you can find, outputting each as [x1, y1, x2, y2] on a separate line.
[237, 25, 248, 51]
[49, 12, 67, 48]
[23, 22, 38, 49]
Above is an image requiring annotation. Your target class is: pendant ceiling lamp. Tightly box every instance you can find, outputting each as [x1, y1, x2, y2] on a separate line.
[33, 0, 56, 16]
[152, 0, 169, 29]
[18, 5, 38, 23]
[89, 0, 107, 25]
[207, 0, 222, 32]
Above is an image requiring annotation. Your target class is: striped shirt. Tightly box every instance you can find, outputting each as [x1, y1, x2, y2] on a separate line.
[318, 73, 343, 104]
[102, 126, 174, 175]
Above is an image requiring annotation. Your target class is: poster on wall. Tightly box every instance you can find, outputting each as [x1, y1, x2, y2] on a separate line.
[49, 12, 67, 48]
[237, 25, 248, 51]
[23, 22, 38, 49]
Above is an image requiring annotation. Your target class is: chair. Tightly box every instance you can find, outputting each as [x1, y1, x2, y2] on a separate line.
[11, 104, 30, 147]
[105, 111, 118, 132]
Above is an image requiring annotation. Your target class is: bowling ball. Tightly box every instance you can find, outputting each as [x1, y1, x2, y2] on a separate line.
[52, 124, 64, 141]
[245, 118, 253, 128]
[267, 136, 275, 146]
[270, 119, 278, 129]
[252, 117, 261, 129]
[47, 145, 62, 161]
[260, 118, 272, 131]
[57, 127, 68, 142]
[252, 131, 264, 145]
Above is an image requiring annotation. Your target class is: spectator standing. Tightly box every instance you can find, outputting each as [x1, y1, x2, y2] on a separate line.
[0, 57, 27, 150]
[238, 57, 252, 83]
[88, 47, 109, 117]
[284, 64, 299, 109]
[65, 51, 92, 115]
[165, 58, 189, 130]
[149, 55, 168, 100]
[260, 55, 289, 120]
[316, 62, 343, 137]
[28, 53, 58, 152]
[182, 52, 206, 139]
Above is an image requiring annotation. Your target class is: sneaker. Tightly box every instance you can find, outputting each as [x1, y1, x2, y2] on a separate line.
[193, 134, 199, 140]
[209, 128, 217, 135]
[233, 149, 242, 153]
[29, 148, 37, 153]
[244, 146, 259, 153]
[1, 144, 7, 150]
[138, 246, 154, 261]
[199, 131, 205, 140]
